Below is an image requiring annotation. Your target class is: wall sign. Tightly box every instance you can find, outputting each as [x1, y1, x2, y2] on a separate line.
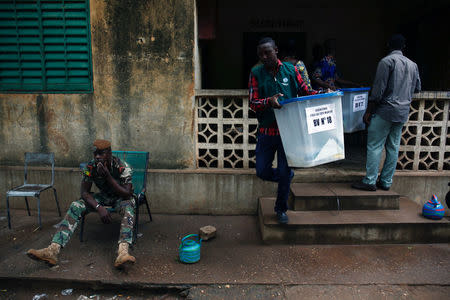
[353, 94, 367, 112]
[249, 18, 304, 30]
[305, 103, 337, 134]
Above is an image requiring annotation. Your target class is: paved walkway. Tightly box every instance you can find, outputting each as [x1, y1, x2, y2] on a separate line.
[0, 209, 449, 299]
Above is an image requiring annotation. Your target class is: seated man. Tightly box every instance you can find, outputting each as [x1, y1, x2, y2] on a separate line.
[27, 139, 136, 269]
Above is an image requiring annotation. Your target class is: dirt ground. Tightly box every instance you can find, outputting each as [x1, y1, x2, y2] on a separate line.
[0, 210, 449, 299]
[2, 282, 450, 300]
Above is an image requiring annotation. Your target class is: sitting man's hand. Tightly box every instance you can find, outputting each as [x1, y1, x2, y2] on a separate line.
[96, 162, 110, 178]
[97, 206, 112, 224]
[268, 93, 283, 109]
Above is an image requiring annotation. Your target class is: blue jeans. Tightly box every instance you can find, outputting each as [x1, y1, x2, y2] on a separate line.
[362, 114, 403, 187]
[255, 134, 293, 213]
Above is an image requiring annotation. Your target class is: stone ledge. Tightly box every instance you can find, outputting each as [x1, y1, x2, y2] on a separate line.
[290, 182, 400, 211]
[259, 197, 450, 244]
[0, 165, 449, 177]
[1, 166, 449, 214]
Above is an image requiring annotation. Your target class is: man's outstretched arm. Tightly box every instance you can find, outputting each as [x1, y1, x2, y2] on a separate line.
[81, 181, 96, 208]
[295, 66, 318, 96]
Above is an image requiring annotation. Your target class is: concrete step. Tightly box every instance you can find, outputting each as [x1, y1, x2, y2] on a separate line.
[289, 182, 400, 211]
[259, 197, 450, 244]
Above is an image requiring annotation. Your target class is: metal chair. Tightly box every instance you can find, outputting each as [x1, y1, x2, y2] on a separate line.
[79, 151, 152, 243]
[6, 152, 61, 229]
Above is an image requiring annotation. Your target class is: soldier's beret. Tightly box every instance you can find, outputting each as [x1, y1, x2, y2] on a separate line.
[93, 139, 111, 150]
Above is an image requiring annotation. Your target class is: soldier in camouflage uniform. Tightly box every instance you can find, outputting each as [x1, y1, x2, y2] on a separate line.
[27, 139, 136, 269]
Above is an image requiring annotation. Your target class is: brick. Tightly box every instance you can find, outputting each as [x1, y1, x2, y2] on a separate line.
[199, 225, 216, 241]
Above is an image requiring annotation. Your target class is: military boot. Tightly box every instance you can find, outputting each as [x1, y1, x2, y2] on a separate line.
[27, 242, 61, 266]
[114, 242, 136, 269]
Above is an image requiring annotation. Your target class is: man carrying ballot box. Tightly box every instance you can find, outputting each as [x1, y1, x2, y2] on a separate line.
[248, 37, 318, 224]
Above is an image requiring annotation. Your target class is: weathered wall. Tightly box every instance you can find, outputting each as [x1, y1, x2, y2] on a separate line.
[1, 167, 448, 215]
[0, 0, 195, 168]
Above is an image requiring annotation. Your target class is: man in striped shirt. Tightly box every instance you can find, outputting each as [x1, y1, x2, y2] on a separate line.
[249, 37, 318, 224]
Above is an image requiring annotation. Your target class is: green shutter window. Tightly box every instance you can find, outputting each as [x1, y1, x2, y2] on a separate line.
[0, 0, 93, 93]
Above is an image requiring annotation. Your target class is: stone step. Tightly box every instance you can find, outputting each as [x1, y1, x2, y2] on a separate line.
[259, 197, 450, 244]
[289, 182, 400, 211]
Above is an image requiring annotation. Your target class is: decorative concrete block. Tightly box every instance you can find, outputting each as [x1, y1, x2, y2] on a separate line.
[199, 225, 216, 241]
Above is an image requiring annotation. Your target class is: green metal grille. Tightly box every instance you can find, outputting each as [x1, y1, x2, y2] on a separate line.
[0, 0, 93, 93]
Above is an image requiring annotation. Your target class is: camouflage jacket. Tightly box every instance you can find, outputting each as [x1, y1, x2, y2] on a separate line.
[82, 156, 133, 196]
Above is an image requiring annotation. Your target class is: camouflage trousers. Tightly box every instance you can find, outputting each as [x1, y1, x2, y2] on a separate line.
[51, 193, 135, 247]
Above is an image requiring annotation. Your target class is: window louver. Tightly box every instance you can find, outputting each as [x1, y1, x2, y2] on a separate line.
[0, 0, 93, 93]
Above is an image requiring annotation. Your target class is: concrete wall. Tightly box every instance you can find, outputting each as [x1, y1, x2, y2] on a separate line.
[0, 0, 195, 169]
[1, 166, 448, 215]
[0, 1, 448, 216]
[0, 167, 276, 214]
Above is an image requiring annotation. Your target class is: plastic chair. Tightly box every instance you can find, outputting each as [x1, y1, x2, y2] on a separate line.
[6, 152, 61, 229]
[79, 151, 152, 243]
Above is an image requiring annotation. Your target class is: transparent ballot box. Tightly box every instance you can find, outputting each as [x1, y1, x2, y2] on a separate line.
[274, 92, 345, 168]
[340, 87, 370, 133]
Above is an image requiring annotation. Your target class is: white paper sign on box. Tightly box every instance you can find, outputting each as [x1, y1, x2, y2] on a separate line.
[353, 93, 367, 112]
[305, 103, 337, 134]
